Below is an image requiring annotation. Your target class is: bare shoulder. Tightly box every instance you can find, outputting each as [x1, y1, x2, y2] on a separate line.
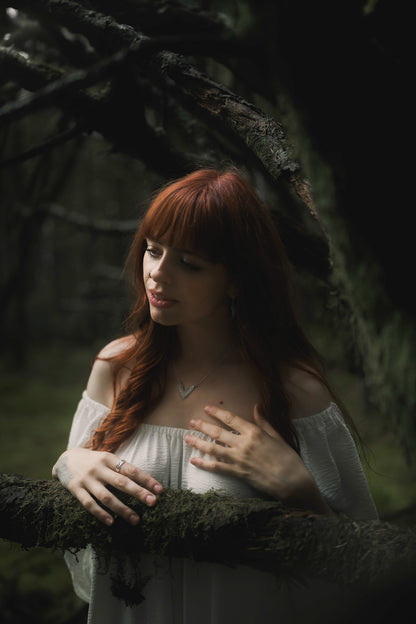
[98, 334, 136, 358]
[284, 365, 333, 420]
[86, 335, 136, 408]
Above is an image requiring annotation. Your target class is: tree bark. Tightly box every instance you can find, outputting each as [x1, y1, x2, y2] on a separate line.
[0, 0, 314, 215]
[1, 474, 415, 606]
[0, 6, 329, 276]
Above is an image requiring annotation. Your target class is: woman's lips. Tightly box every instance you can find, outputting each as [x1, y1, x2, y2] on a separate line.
[148, 290, 178, 309]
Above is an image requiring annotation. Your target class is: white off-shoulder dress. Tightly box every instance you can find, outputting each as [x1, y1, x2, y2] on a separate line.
[64, 392, 378, 624]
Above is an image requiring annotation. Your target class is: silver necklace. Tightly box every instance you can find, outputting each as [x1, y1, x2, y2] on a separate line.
[176, 351, 227, 400]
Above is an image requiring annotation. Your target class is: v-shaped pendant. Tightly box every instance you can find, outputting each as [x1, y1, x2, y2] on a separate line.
[178, 382, 197, 400]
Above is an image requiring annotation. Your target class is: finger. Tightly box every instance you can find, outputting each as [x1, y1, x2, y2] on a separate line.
[203, 405, 252, 435]
[113, 460, 163, 496]
[184, 433, 231, 462]
[190, 454, 243, 477]
[188, 419, 239, 446]
[103, 466, 161, 507]
[253, 404, 282, 439]
[83, 472, 158, 526]
[87, 482, 142, 525]
[70, 486, 126, 526]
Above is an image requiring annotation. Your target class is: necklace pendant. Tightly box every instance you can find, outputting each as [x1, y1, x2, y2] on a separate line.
[178, 382, 196, 400]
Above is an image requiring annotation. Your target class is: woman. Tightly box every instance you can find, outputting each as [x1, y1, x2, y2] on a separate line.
[54, 168, 378, 622]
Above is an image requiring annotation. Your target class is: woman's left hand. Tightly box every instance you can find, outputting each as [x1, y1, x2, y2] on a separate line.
[184, 404, 332, 515]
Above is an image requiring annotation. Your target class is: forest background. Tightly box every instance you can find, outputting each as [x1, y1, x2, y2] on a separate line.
[0, 1, 415, 622]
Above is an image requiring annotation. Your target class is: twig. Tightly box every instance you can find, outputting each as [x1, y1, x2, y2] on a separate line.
[15, 202, 139, 235]
[0, 123, 85, 168]
[0, 45, 138, 124]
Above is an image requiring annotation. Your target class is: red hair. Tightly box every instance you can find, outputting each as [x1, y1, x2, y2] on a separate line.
[87, 168, 327, 452]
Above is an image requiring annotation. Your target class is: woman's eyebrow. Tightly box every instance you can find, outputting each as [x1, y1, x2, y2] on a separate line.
[146, 239, 202, 258]
[175, 247, 200, 256]
[175, 247, 214, 263]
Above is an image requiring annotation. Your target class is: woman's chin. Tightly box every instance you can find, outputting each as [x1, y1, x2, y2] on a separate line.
[149, 309, 178, 326]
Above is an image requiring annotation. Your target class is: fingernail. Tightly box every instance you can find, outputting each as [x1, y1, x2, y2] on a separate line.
[146, 494, 155, 505]
[153, 484, 162, 493]
[105, 516, 114, 526]
[130, 514, 140, 525]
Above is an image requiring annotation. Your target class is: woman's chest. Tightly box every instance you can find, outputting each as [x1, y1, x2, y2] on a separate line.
[142, 366, 261, 429]
[119, 424, 262, 499]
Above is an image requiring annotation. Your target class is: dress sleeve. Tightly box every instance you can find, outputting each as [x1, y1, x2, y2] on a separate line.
[293, 403, 378, 520]
[67, 391, 110, 449]
[64, 392, 110, 603]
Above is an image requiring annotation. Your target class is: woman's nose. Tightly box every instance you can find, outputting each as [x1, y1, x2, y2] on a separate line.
[151, 256, 172, 284]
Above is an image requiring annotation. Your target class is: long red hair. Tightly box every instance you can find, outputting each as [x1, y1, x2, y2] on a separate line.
[87, 168, 328, 452]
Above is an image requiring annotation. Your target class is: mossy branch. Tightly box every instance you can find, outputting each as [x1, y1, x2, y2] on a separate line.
[1, 0, 315, 216]
[1, 474, 415, 605]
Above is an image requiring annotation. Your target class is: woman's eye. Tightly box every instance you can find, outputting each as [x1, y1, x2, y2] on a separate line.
[145, 244, 201, 271]
[181, 258, 201, 271]
[146, 247, 160, 258]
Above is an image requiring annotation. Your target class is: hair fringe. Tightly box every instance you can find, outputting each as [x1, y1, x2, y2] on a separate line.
[86, 168, 361, 455]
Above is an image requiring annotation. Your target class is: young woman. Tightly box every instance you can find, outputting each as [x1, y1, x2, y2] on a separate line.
[54, 168, 378, 622]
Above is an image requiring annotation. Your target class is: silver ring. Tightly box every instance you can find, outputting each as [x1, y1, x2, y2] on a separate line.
[115, 459, 126, 472]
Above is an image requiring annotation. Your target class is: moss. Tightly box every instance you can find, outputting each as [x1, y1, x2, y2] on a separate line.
[1, 474, 416, 606]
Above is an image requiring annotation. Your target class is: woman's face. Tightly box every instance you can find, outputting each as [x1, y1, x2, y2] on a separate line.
[143, 238, 232, 328]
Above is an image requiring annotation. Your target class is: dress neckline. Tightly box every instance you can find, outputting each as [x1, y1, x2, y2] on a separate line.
[81, 390, 339, 431]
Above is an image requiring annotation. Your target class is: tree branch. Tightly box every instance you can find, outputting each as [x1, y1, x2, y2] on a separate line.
[1, 474, 415, 607]
[1, 1, 314, 215]
[83, 0, 273, 100]
[15, 202, 140, 234]
[85, 0, 231, 38]
[0, 1, 330, 285]
[0, 44, 137, 124]
[0, 45, 195, 176]
[0, 122, 85, 167]
[0, 44, 63, 89]
[0, 0, 140, 53]
[0, 45, 328, 274]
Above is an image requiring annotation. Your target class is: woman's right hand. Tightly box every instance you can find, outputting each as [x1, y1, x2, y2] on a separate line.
[52, 447, 163, 526]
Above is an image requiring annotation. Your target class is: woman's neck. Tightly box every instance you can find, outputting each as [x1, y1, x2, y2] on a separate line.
[174, 318, 239, 370]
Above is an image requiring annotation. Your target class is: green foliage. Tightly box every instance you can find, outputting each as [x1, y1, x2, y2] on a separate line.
[0, 543, 86, 624]
[0, 347, 93, 622]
